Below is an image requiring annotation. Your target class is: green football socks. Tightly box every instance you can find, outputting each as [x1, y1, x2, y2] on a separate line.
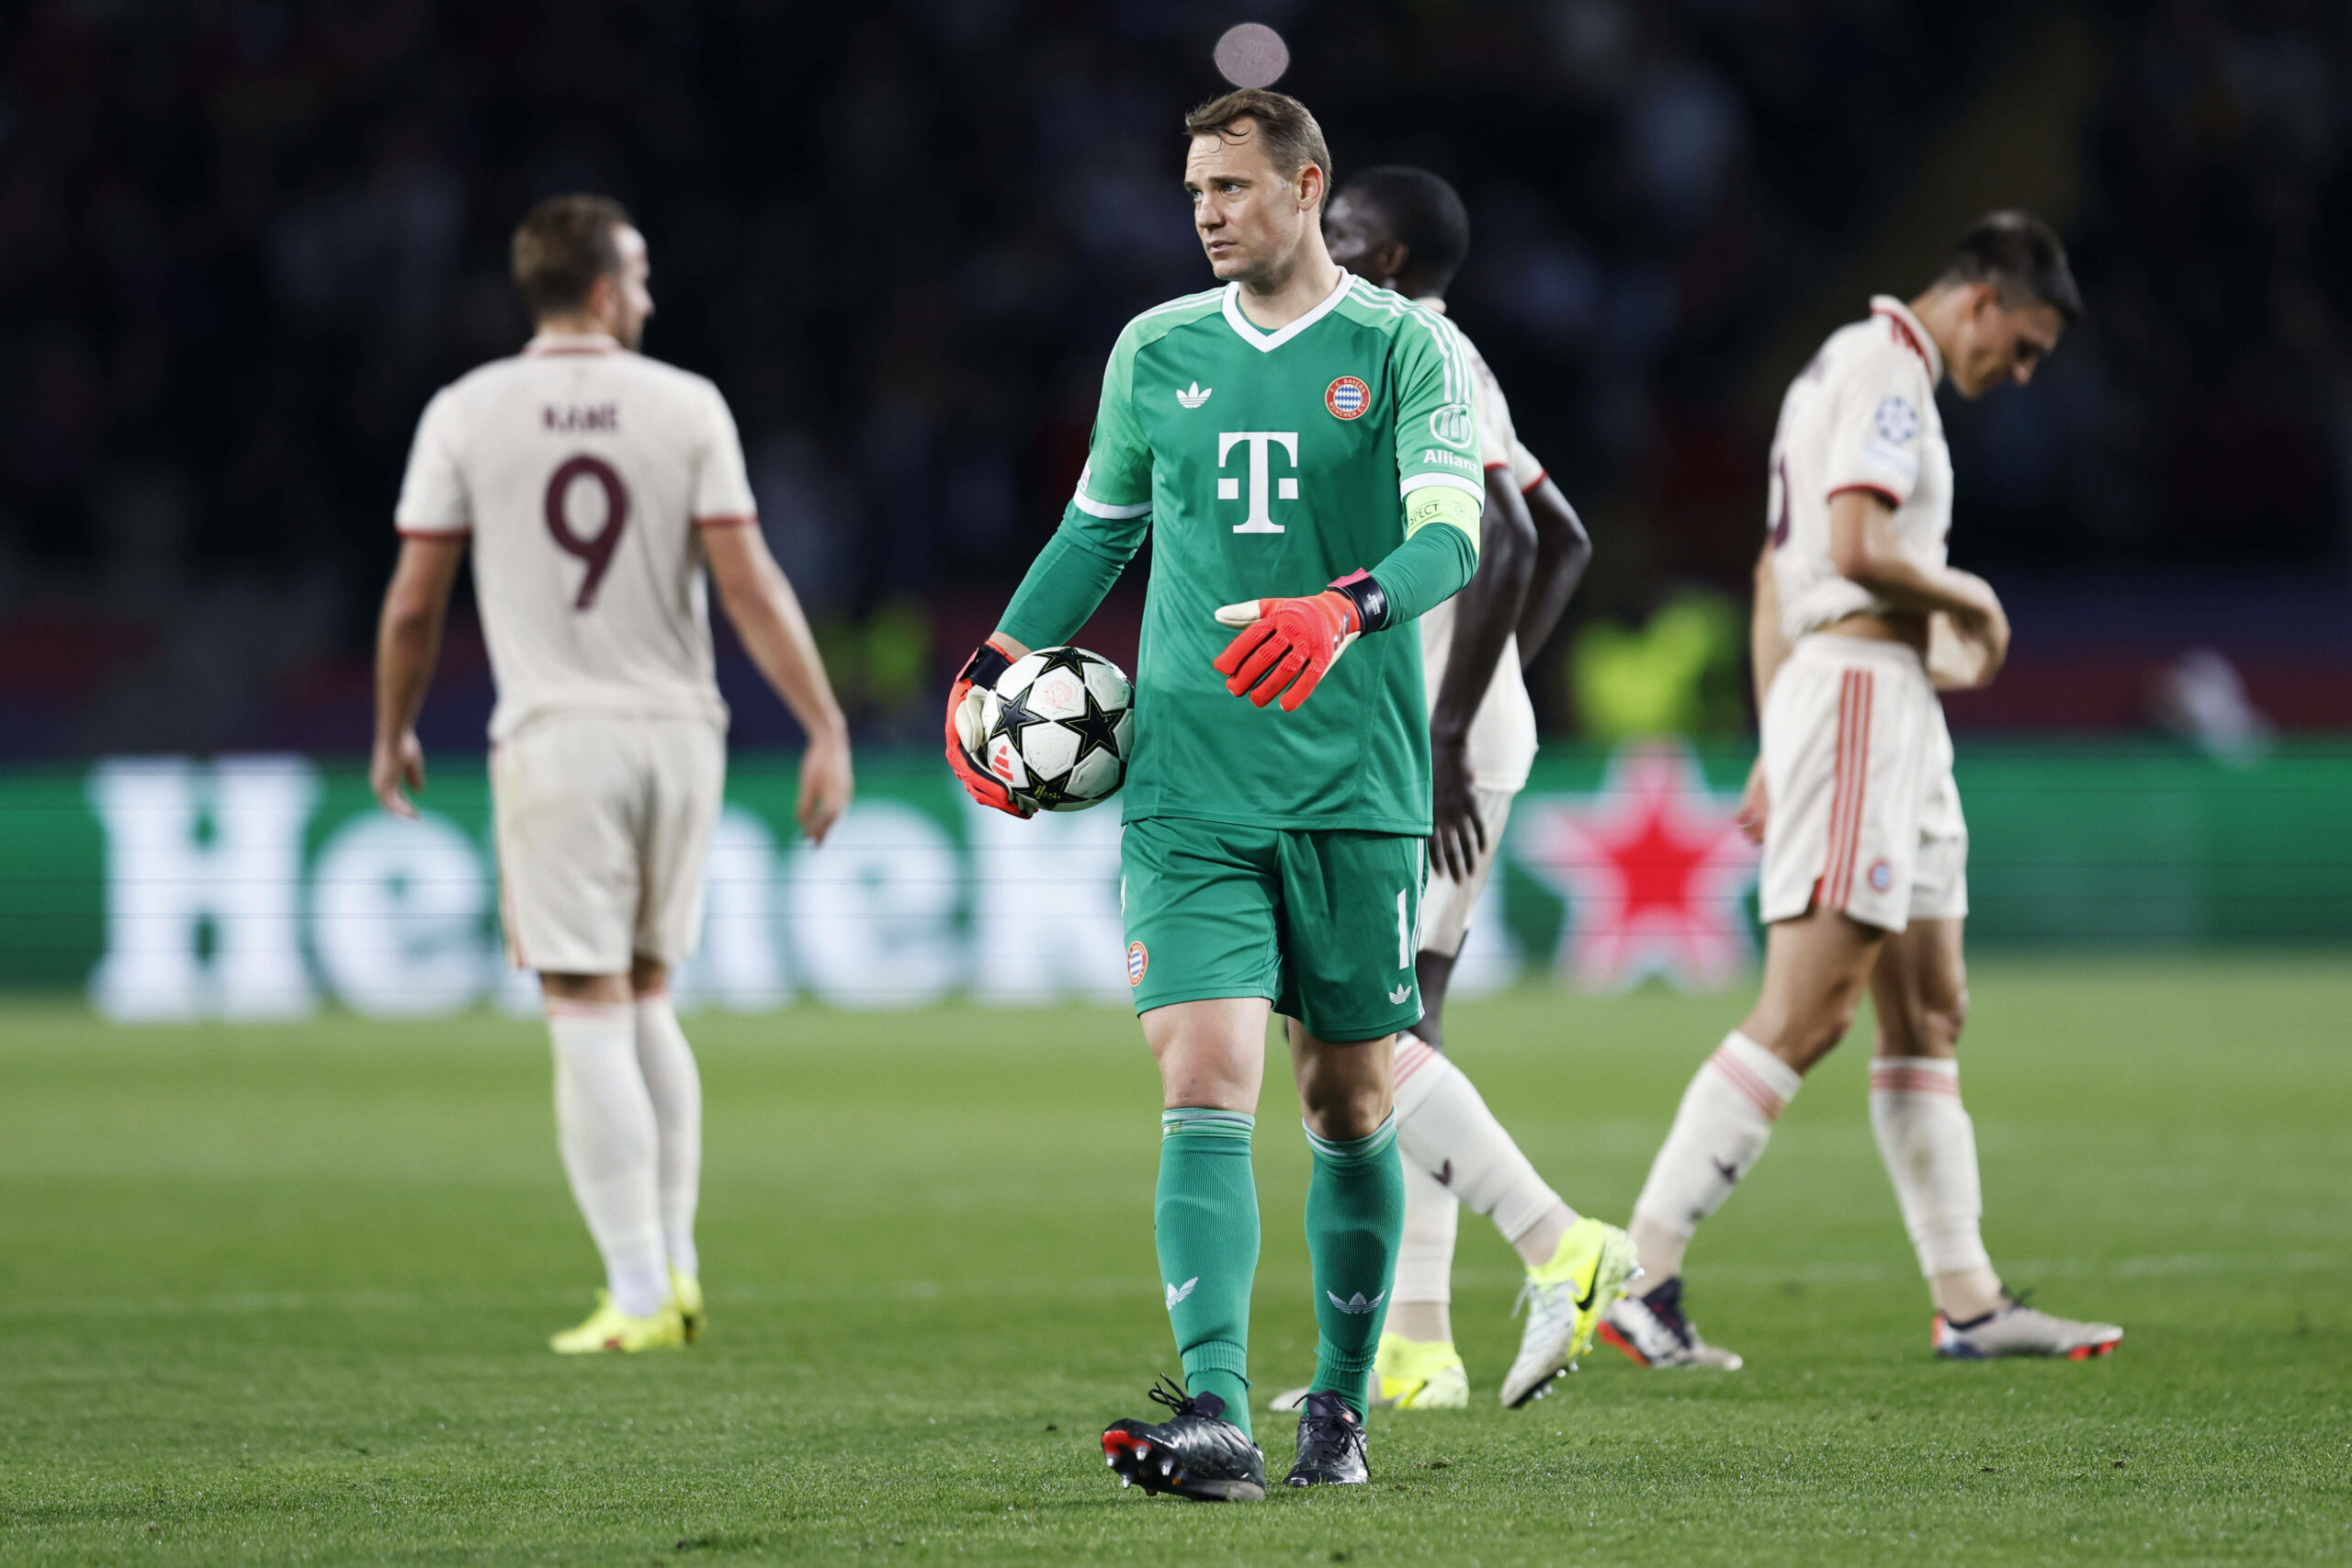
[1156, 1109, 1260, 1440]
[1305, 1112, 1405, 1417]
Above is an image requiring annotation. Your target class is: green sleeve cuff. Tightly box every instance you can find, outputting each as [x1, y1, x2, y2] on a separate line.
[1367, 487, 1480, 624]
[999, 506, 1138, 649]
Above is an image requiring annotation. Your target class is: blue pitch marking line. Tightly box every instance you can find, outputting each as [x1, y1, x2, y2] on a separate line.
[0, 1251, 2342, 1321]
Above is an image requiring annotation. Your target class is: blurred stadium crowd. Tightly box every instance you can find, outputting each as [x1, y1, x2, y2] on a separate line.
[1, 0, 2347, 758]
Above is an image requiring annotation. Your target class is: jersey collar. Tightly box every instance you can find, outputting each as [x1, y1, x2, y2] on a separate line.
[524, 332, 622, 356]
[1869, 296, 1943, 383]
[1220, 266, 1353, 353]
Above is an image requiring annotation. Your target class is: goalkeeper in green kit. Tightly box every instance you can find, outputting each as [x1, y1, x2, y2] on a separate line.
[943, 89, 1483, 1500]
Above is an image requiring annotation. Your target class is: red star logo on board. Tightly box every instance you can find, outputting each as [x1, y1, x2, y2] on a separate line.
[1517, 740, 1759, 991]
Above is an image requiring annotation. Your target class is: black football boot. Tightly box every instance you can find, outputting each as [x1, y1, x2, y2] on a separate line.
[1283, 1389, 1370, 1486]
[1101, 1378, 1267, 1502]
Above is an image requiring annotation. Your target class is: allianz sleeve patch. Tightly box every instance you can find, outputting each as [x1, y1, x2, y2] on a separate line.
[1426, 402, 1476, 450]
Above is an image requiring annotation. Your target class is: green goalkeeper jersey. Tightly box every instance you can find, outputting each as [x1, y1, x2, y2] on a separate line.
[1000, 269, 1484, 834]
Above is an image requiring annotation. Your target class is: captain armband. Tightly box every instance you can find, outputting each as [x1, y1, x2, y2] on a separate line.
[1405, 485, 1482, 555]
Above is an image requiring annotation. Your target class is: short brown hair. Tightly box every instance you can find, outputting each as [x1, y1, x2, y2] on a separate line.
[511, 194, 634, 320]
[1937, 209, 2082, 322]
[1183, 89, 1333, 209]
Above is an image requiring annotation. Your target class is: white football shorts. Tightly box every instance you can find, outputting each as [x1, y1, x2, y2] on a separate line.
[1757, 635, 1967, 933]
[1420, 786, 1517, 959]
[491, 714, 726, 974]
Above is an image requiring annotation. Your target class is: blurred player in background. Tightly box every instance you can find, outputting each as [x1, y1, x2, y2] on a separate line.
[1311, 167, 1636, 1410]
[944, 91, 1485, 1496]
[372, 196, 853, 1354]
[1603, 213, 2123, 1368]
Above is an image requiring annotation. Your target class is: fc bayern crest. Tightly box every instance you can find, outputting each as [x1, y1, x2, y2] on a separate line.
[1325, 376, 1369, 419]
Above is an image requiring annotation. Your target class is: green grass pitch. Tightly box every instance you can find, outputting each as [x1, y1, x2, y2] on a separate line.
[2, 958, 2347, 1565]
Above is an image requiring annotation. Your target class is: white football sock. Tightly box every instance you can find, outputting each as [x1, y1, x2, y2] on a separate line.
[1393, 1155, 1460, 1306]
[1870, 1056, 1996, 1291]
[1630, 1031, 1803, 1280]
[632, 991, 703, 1281]
[1392, 1033, 1576, 1251]
[548, 999, 668, 1318]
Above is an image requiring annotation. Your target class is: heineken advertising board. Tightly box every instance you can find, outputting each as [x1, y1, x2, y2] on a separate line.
[1, 741, 2346, 1020]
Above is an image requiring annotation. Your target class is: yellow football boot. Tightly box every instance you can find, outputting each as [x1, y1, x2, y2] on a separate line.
[1373, 1333, 1470, 1409]
[1500, 1217, 1641, 1405]
[549, 1290, 685, 1354]
[671, 1269, 705, 1346]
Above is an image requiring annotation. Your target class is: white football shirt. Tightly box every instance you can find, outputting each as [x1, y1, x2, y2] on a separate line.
[1415, 306, 1544, 793]
[393, 333, 758, 742]
[1767, 295, 1954, 643]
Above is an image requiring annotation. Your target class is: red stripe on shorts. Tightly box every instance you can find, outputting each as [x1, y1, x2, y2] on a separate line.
[1820, 675, 1847, 908]
[1824, 669, 1872, 908]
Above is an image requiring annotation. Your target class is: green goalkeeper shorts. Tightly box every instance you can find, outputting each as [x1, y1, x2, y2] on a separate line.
[1120, 815, 1426, 1043]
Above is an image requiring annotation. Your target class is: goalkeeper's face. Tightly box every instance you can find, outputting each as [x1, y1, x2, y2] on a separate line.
[1184, 120, 1323, 287]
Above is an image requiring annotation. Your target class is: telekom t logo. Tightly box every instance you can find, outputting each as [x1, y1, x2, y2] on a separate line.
[1216, 431, 1299, 534]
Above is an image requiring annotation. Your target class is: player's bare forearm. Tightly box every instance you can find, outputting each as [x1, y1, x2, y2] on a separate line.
[373, 608, 444, 744]
[1515, 476, 1590, 663]
[1426, 472, 1532, 882]
[1827, 491, 1997, 622]
[370, 536, 464, 816]
[1430, 471, 1534, 750]
[706, 525, 847, 743]
[373, 537, 464, 739]
[706, 525, 853, 840]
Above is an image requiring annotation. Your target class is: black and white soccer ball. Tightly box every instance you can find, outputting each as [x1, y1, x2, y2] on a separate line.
[979, 647, 1134, 812]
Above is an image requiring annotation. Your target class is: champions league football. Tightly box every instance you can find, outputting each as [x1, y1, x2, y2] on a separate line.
[979, 647, 1135, 812]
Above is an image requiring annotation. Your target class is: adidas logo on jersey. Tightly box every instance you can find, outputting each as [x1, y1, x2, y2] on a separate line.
[1176, 382, 1213, 409]
[1328, 1289, 1387, 1315]
[1387, 984, 1412, 1004]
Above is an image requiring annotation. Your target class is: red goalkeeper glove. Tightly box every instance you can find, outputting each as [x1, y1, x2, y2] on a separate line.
[1212, 570, 1389, 712]
[944, 637, 1035, 818]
